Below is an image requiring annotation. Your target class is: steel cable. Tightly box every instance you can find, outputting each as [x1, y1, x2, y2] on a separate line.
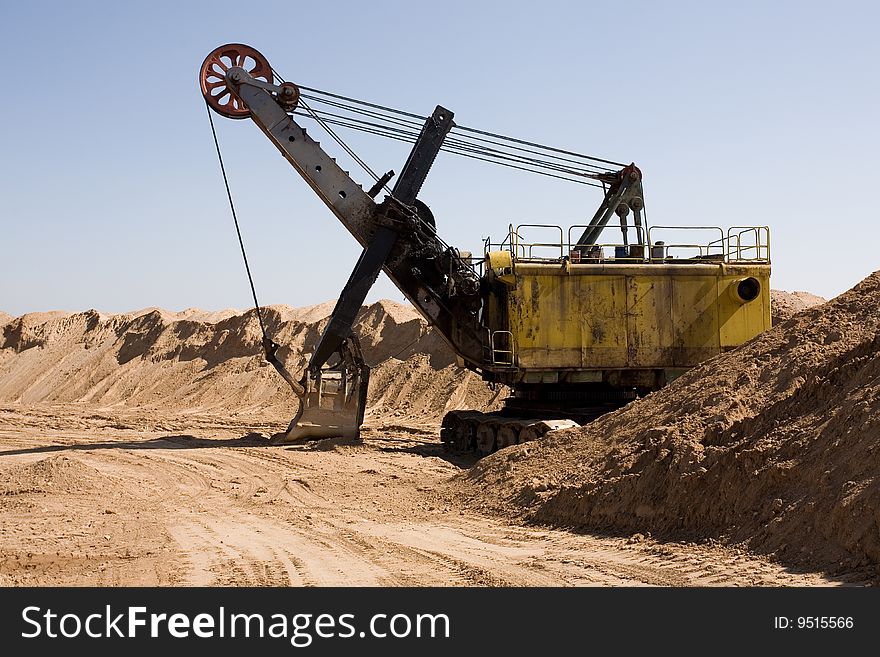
[273, 70, 625, 187]
[294, 104, 613, 184]
[291, 110, 605, 187]
[205, 102, 273, 344]
[296, 85, 625, 171]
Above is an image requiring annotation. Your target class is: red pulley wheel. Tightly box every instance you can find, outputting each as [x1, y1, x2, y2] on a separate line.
[200, 43, 273, 119]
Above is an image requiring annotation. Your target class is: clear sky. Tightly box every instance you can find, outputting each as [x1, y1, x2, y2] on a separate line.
[1, 0, 877, 316]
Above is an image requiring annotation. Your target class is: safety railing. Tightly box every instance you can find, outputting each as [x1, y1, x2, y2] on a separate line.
[726, 226, 771, 262]
[510, 224, 565, 261]
[483, 223, 516, 254]
[646, 226, 726, 261]
[483, 222, 771, 264]
[567, 224, 656, 263]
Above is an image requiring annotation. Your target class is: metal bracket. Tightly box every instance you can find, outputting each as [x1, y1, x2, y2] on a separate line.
[575, 164, 645, 248]
[227, 67, 299, 111]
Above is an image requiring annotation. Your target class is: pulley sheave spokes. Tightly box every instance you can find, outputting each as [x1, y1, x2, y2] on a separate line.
[199, 43, 272, 119]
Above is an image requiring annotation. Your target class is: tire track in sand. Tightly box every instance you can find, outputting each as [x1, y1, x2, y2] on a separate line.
[0, 420, 860, 587]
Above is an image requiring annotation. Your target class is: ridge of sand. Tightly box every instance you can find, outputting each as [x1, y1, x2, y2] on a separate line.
[0, 300, 495, 424]
[771, 289, 826, 324]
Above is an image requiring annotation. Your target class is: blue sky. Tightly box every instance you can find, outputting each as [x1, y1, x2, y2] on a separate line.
[1, 0, 877, 315]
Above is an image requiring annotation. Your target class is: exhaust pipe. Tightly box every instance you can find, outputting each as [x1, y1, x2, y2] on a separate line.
[728, 277, 761, 304]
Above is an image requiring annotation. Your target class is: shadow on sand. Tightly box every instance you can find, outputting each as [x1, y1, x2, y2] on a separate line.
[0, 432, 477, 468]
[0, 433, 271, 457]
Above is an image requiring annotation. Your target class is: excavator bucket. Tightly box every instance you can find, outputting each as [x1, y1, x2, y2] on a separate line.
[271, 337, 370, 444]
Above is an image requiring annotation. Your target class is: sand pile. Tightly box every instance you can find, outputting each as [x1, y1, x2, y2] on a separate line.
[771, 289, 826, 323]
[0, 300, 496, 425]
[462, 273, 880, 572]
[0, 455, 112, 496]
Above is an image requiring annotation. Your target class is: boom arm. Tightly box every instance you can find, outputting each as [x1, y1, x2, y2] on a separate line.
[227, 68, 487, 368]
[307, 104, 456, 375]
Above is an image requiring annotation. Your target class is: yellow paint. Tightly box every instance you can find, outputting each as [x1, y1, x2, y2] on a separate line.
[500, 262, 770, 371]
[486, 250, 515, 286]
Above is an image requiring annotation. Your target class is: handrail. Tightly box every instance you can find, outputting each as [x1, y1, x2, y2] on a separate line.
[727, 226, 771, 262]
[489, 330, 515, 366]
[566, 223, 649, 249]
[484, 222, 770, 264]
[513, 224, 564, 260]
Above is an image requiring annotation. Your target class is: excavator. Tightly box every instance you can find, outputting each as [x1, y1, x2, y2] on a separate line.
[199, 44, 771, 455]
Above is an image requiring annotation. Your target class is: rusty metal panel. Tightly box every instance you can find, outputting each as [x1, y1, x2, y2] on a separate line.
[501, 262, 771, 374]
[670, 275, 721, 366]
[509, 273, 628, 369]
[626, 276, 675, 367]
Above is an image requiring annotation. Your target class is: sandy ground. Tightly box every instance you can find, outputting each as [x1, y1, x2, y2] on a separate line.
[0, 403, 862, 587]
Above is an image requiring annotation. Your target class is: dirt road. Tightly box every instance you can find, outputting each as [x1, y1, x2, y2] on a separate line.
[0, 404, 859, 587]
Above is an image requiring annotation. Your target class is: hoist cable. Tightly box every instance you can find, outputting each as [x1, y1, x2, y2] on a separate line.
[290, 110, 605, 187]
[300, 93, 426, 131]
[274, 71, 621, 208]
[298, 98, 383, 184]
[293, 104, 609, 179]
[298, 84, 426, 121]
[298, 93, 617, 175]
[297, 84, 626, 169]
[205, 101, 269, 340]
[454, 123, 625, 169]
